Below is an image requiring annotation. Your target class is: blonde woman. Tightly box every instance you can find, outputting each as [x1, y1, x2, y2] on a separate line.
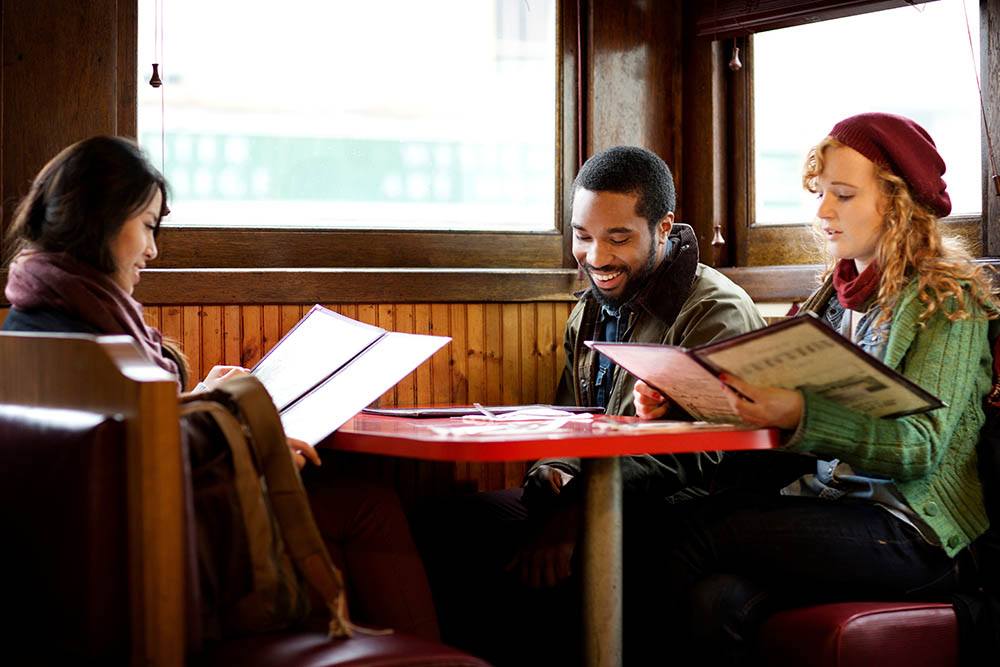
[632, 113, 996, 663]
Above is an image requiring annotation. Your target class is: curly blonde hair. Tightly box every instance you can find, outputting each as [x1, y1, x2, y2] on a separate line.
[803, 137, 996, 325]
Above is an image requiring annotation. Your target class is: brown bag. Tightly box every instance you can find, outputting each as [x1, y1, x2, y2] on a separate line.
[180, 375, 352, 638]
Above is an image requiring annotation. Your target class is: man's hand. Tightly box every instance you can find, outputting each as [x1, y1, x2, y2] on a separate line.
[633, 379, 670, 420]
[507, 503, 581, 588]
[719, 373, 804, 430]
[201, 365, 250, 391]
[287, 437, 321, 469]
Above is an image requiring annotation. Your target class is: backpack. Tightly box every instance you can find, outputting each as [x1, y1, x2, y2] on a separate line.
[179, 375, 352, 641]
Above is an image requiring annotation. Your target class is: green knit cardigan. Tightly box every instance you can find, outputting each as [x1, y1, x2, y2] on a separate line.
[787, 278, 994, 557]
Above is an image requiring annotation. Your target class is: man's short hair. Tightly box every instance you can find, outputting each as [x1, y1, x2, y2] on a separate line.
[572, 146, 676, 229]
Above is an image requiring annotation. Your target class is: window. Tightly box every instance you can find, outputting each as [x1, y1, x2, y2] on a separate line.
[712, 0, 997, 268]
[137, 1, 558, 234]
[753, 0, 981, 225]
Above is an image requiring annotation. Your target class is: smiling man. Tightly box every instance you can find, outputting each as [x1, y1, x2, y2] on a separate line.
[415, 147, 765, 666]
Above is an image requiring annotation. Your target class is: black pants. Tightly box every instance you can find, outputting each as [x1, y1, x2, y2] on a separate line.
[639, 487, 959, 666]
[412, 488, 584, 665]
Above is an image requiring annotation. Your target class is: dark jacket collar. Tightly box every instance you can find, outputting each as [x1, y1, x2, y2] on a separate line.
[577, 223, 700, 328]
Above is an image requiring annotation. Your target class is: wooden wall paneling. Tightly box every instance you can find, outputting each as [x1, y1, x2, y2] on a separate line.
[279, 305, 301, 338]
[519, 304, 539, 405]
[262, 306, 281, 360]
[223, 306, 242, 366]
[355, 304, 380, 406]
[430, 304, 452, 406]
[375, 305, 397, 407]
[448, 304, 472, 488]
[181, 306, 201, 391]
[484, 304, 505, 490]
[201, 306, 223, 380]
[414, 305, 434, 409]
[1, 307, 9, 327]
[554, 302, 573, 389]
[160, 306, 182, 351]
[464, 304, 486, 489]
[536, 302, 557, 403]
[142, 305, 160, 331]
[501, 304, 523, 488]
[394, 304, 417, 408]
[240, 305, 263, 368]
[449, 304, 469, 406]
[501, 303, 521, 407]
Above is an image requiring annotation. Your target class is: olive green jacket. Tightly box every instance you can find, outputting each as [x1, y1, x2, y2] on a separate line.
[528, 224, 765, 497]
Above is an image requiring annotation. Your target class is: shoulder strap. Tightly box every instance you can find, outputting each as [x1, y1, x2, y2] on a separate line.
[183, 377, 354, 637]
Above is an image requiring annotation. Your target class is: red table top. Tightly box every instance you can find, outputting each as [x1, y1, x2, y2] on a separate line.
[325, 413, 779, 462]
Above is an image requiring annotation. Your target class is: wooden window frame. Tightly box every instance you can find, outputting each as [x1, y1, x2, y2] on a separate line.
[122, 1, 581, 272]
[716, 0, 1000, 270]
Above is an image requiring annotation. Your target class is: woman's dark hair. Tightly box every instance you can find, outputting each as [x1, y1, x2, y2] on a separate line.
[4, 136, 168, 272]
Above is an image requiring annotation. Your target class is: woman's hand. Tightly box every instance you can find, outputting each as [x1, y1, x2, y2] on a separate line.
[287, 436, 321, 469]
[200, 365, 250, 391]
[633, 379, 670, 420]
[719, 373, 804, 430]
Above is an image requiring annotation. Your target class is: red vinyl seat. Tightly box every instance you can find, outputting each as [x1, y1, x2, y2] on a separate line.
[0, 333, 489, 667]
[758, 601, 958, 667]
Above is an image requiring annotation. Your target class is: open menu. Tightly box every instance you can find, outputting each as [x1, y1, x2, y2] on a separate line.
[252, 305, 450, 445]
[587, 313, 943, 424]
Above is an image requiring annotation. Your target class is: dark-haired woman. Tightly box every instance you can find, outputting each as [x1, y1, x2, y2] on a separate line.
[2, 135, 440, 641]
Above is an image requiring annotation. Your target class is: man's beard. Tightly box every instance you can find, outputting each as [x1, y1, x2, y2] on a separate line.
[583, 239, 659, 310]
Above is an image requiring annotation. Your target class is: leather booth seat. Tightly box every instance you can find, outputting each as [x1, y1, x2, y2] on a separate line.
[0, 402, 489, 666]
[759, 601, 958, 667]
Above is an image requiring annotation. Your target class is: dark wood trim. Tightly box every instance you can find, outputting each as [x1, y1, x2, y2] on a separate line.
[745, 215, 984, 266]
[696, 0, 923, 39]
[561, 0, 582, 268]
[721, 257, 1000, 303]
[137, 268, 583, 304]
[0, 268, 580, 305]
[729, 35, 753, 267]
[720, 264, 824, 302]
[984, 0, 1000, 255]
[153, 227, 565, 269]
[116, 0, 137, 138]
[681, 6, 728, 266]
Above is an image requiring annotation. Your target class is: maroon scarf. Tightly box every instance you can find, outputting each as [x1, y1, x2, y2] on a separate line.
[832, 259, 881, 311]
[5, 250, 179, 378]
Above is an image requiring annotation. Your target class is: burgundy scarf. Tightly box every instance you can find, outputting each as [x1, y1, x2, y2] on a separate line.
[832, 259, 881, 311]
[5, 250, 179, 377]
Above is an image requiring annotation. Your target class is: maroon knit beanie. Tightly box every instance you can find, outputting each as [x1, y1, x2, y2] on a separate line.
[828, 112, 951, 218]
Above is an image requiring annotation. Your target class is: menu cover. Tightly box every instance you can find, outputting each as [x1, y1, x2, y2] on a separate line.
[588, 312, 942, 425]
[252, 305, 450, 444]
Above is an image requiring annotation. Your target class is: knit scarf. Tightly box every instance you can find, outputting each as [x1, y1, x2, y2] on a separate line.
[5, 249, 179, 377]
[832, 259, 881, 311]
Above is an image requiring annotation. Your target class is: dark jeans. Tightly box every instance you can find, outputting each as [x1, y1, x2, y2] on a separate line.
[643, 488, 960, 666]
[412, 488, 582, 665]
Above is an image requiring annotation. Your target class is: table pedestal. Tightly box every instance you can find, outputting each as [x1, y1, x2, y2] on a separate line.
[582, 456, 622, 667]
